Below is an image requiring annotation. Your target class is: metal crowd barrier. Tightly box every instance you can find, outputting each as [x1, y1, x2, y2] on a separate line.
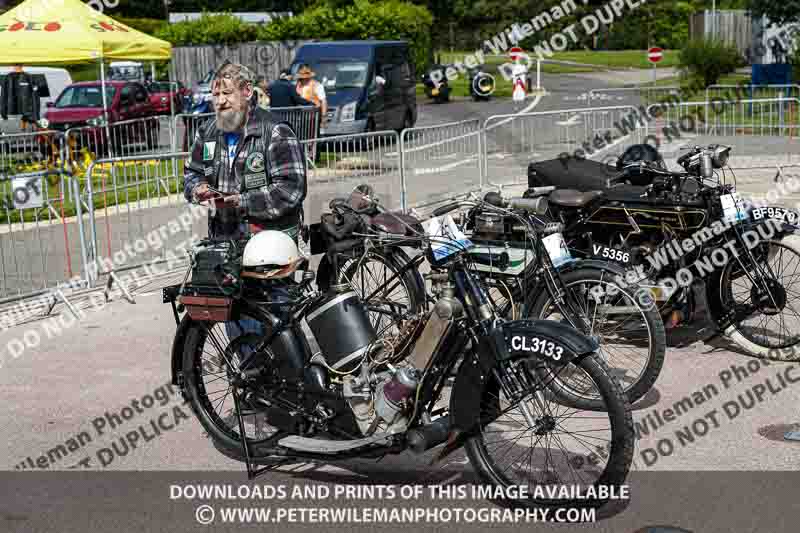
[80, 152, 202, 287]
[301, 130, 401, 224]
[269, 105, 321, 143]
[705, 84, 800, 106]
[0, 168, 85, 299]
[64, 115, 172, 165]
[482, 106, 643, 187]
[588, 86, 684, 108]
[645, 97, 800, 137]
[400, 119, 483, 211]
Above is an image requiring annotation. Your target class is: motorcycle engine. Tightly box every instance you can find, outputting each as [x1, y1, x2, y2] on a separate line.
[343, 365, 423, 436]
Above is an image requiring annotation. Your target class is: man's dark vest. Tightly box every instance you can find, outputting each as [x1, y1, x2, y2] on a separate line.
[195, 112, 306, 237]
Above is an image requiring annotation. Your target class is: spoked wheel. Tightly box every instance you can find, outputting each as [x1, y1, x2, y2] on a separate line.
[465, 354, 633, 512]
[181, 318, 286, 456]
[339, 249, 424, 337]
[526, 268, 666, 408]
[720, 235, 800, 359]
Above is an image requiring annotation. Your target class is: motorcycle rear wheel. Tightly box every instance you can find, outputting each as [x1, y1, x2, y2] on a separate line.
[525, 267, 666, 408]
[181, 321, 286, 456]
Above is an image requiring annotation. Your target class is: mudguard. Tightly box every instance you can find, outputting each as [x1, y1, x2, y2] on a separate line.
[171, 314, 194, 387]
[449, 319, 599, 433]
[558, 258, 627, 277]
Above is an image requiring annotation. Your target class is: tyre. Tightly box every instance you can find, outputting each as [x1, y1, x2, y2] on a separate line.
[525, 267, 666, 408]
[181, 319, 285, 456]
[718, 234, 800, 360]
[338, 248, 425, 337]
[465, 354, 633, 511]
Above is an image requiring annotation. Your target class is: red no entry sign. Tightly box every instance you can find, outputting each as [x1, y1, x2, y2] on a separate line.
[648, 47, 663, 63]
[509, 47, 524, 61]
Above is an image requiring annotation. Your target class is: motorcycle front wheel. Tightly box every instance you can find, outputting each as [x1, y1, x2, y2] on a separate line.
[465, 353, 633, 512]
[718, 235, 800, 360]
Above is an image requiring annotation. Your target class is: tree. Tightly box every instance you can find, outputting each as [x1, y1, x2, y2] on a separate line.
[747, 0, 800, 26]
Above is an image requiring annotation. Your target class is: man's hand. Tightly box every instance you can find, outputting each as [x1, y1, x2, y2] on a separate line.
[222, 194, 241, 208]
[192, 183, 210, 202]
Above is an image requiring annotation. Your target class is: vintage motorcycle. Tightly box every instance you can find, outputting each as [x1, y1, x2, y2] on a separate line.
[163, 197, 634, 509]
[324, 186, 666, 407]
[528, 144, 800, 359]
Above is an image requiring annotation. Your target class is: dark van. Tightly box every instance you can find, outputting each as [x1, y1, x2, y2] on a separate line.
[289, 40, 417, 136]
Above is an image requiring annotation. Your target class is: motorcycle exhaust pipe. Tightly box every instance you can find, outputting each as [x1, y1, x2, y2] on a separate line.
[407, 415, 450, 454]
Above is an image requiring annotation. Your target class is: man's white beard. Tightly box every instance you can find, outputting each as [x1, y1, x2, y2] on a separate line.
[217, 108, 246, 132]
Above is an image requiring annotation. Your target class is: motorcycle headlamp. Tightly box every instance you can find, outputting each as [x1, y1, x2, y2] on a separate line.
[711, 145, 731, 168]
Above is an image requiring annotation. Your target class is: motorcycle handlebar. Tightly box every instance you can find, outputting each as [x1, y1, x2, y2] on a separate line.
[469, 251, 510, 270]
[508, 197, 547, 214]
[432, 202, 462, 217]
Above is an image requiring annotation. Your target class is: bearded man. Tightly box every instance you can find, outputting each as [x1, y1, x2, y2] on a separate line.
[184, 61, 307, 241]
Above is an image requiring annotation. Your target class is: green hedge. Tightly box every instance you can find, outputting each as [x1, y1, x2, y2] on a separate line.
[679, 38, 745, 87]
[155, 2, 434, 74]
[155, 13, 260, 45]
[259, 0, 433, 74]
[115, 17, 167, 37]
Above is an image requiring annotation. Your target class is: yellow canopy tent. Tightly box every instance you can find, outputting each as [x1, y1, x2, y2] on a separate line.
[0, 0, 173, 150]
[0, 0, 171, 64]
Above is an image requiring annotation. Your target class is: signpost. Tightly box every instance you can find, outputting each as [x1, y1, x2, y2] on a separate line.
[509, 47, 527, 103]
[648, 47, 663, 87]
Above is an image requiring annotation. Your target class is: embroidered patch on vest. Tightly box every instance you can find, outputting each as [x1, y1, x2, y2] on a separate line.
[203, 141, 216, 161]
[245, 151, 265, 172]
[244, 173, 267, 189]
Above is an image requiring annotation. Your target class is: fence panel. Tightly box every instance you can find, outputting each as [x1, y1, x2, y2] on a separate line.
[482, 106, 643, 188]
[644, 97, 799, 171]
[1, 130, 64, 175]
[0, 168, 86, 299]
[705, 85, 800, 105]
[64, 116, 173, 169]
[587, 86, 684, 108]
[81, 152, 205, 287]
[302, 131, 402, 226]
[400, 119, 482, 211]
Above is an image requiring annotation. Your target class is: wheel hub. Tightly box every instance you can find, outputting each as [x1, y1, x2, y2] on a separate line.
[751, 278, 787, 316]
[534, 415, 556, 436]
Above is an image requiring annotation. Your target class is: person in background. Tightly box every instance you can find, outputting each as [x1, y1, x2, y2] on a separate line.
[294, 64, 327, 120]
[267, 69, 313, 108]
[253, 75, 270, 110]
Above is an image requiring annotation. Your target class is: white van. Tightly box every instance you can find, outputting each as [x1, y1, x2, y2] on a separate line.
[0, 67, 73, 134]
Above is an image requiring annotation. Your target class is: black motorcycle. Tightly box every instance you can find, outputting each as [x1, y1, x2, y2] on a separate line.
[528, 145, 800, 359]
[422, 64, 451, 103]
[467, 65, 494, 101]
[163, 199, 633, 510]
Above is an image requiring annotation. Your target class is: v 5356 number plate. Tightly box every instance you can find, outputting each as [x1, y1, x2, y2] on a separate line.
[591, 244, 631, 264]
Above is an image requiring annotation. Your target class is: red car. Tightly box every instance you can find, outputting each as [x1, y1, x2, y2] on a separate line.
[146, 81, 185, 115]
[43, 81, 161, 156]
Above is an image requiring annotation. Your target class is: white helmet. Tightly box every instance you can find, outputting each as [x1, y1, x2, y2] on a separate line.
[241, 230, 305, 280]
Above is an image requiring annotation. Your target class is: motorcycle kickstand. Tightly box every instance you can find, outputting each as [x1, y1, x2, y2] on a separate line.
[231, 386, 257, 480]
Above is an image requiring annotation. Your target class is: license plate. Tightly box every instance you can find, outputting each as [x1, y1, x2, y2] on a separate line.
[591, 244, 631, 264]
[751, 206, 800, 225]
[720, 193, 748, 223]
[431, 88, 439, 96]
[423, 215, 473, 261]
[542, 233, 573, 267]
